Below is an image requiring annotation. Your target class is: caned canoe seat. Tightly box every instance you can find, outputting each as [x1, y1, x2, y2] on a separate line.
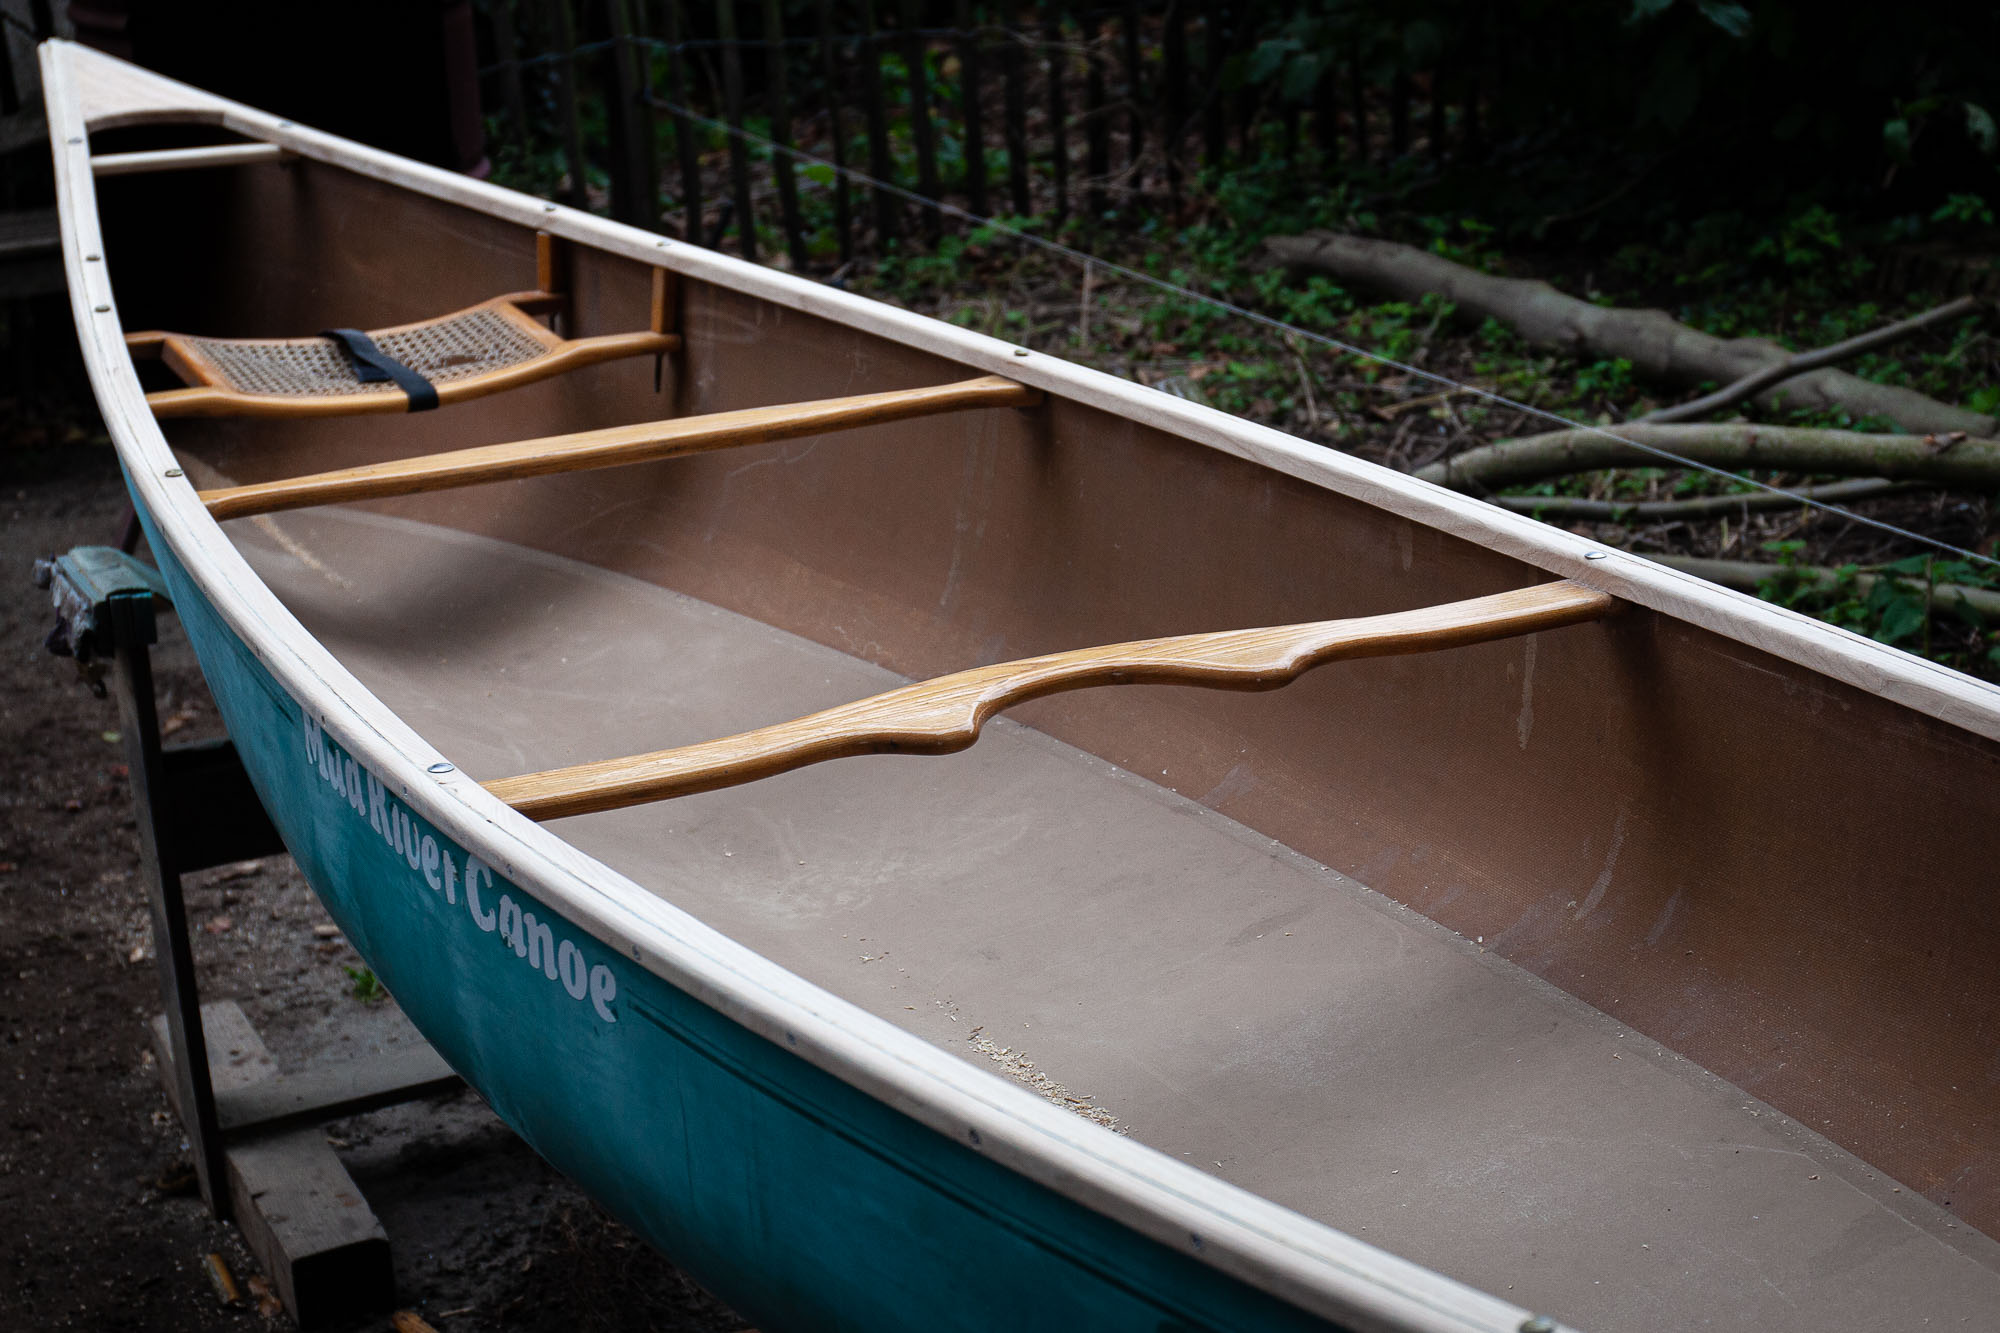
[125, 232, 677, 420]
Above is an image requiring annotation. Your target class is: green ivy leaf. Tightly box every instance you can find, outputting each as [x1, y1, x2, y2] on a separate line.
[1247, 37, 1294, 84]
[1875, 595, 1926, 644]
[1281, 51, 1324, 105]
[1883, 118, 1913, 163]
[1965, 102, 1998, 155]
[1694, 0, 1753, 37]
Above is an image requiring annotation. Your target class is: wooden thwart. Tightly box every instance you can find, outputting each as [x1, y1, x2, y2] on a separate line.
[92, 142, 293, 176]
[198, 374, 1040, 520]
[486, 581, 1616, 820]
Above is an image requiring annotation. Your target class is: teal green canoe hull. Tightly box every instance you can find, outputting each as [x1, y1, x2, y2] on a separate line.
[135, 495, 1344, 1333]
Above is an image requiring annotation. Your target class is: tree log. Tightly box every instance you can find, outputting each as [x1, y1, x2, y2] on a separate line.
[1653, 554, 2000, 619]
[1413, 423, 2000, 491]
[1643, 296, 1983, 424]
[1261, 231, 1994, 436]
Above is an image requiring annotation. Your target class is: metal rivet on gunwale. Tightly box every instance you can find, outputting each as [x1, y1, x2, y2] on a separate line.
[93, 304, 109, 312]
[66, 136, 82, 145]
[85, 254, 100, 262]
[1584, 551, 1610, 561]
[428, 761, 455, 774]
[277, 121, 293, 129]
[1012, 348, 1030, 357]
[1520, 1318, 1558, 1333]
[543, 203, 558, 212]
[163, 468, 183, 478]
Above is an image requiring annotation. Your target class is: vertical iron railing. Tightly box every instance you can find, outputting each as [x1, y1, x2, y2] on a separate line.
[477, 2, 1495, 269]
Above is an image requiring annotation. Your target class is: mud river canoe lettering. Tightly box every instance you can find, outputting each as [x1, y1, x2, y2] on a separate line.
[301, 713, 617, 1023]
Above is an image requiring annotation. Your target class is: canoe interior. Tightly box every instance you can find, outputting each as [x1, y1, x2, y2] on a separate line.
[91, 142, 2000, 1321]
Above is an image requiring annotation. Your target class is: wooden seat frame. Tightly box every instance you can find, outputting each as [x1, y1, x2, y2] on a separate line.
[127, 232, 678, 420]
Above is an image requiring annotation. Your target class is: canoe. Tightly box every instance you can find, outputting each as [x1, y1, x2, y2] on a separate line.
[44, 40, 2000, 1333]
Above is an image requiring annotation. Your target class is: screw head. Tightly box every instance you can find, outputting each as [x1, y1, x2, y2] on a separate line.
[1584, 551, 1609, 561]
[93, 304, 110, 313]
[427, 761, 455, 774]
[1520, 1318, 1558, 1333]
[277, 120, 293, 129]
[66, 136, 82, 145]
[85, 254, 100, 262]
[543, 202, 557, 212]
[1012, 348, 1030, 357]
[163, 468, 184, 478]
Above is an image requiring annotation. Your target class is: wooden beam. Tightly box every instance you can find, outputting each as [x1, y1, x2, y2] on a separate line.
[150, 1004, 394, 1326]
[91, 142, 291, 176]
[199, 375, 1039, 520]
[485, 582, 1617, 820]
[215, 1044, 462, 1137]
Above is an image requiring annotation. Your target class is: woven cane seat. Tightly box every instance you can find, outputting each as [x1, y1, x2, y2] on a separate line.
[179, 307, 553, 400]
[128, 233, 677, 420]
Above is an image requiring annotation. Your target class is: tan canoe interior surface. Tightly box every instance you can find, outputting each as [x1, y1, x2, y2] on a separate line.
[96, 145, 2000, 1330]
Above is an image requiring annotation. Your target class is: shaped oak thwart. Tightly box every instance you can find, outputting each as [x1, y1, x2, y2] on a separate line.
[198, 375, 1040, 520]
[486, 581, 1616, 820]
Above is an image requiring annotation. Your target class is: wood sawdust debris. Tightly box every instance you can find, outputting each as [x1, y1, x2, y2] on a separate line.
[968, 1035, 1125, 1133]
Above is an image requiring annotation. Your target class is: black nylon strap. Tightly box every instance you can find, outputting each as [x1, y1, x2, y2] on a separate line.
[321, 328, 439, 412]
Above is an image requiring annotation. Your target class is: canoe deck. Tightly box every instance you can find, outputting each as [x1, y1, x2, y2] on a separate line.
[230, 508, 2000, 1332]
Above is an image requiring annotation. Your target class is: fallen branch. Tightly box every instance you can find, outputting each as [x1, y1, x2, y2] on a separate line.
[1643, 296, 1984, 423]
[1491, 478, 1929, 523]
[1413, 423, 2000, 491]
[1261, 231, 1994, 436]
[1652, 554, 2000, 619]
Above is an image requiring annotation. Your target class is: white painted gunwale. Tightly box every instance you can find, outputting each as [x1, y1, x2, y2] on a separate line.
[47, 38, 1988, 1333]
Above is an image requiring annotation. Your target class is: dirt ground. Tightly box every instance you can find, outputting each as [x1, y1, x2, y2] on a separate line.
[1, 444, 750, 1331]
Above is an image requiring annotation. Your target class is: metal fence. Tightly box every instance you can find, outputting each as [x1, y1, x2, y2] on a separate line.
[479, 2, 1500, 266]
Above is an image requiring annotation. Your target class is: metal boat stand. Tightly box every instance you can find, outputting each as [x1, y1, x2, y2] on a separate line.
[36, 545, 464, 1328]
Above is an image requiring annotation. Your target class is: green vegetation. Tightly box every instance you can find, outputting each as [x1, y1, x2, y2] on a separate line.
[479, 5, 2000, 680]
[343, 965, 387, 1004]
[1758, 544, 2000, 674]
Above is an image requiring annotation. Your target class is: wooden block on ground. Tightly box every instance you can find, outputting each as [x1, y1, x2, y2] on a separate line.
[150, 1002, 394, 1327]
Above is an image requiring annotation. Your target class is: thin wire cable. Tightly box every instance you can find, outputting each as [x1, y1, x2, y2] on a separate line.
[646, 94, 1997, 571]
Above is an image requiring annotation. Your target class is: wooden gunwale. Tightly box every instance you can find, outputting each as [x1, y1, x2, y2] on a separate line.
[46, 41, 1541, 1333]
